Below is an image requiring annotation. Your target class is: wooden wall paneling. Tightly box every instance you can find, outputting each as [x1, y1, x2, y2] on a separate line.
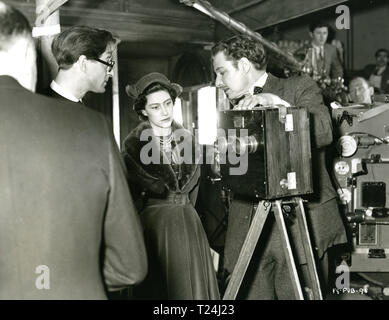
[215, 0, 349, 40]
[171, 51, 212, 87]
[350, 0, 389, 70]
[240, 0, 389, 79]
[256, 5, 350, 75]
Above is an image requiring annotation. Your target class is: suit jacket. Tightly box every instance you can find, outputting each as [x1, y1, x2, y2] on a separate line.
[295, 43, 343, 79]
[321, 43, 344, 79]
[0, 76, 147, 299]
[44, 86, 83, 105]
[360, 64, 389, 94]
[264, 73, 347, 251]
[224, 74, 347, 274]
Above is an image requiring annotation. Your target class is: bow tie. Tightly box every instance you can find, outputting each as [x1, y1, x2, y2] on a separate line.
[253, 86, 263, 95]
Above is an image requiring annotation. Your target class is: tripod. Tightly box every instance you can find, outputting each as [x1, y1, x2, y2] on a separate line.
[223, 197, 322, 300]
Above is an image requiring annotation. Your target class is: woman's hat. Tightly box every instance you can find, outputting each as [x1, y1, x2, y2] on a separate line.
[125, 72, 183, 110]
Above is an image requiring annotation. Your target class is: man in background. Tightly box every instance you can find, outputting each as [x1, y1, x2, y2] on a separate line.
[308, 21, 343, 79]
[0, 1, 146, 299]
[360, 48, 389, 94]
[295, 21, 343, 80]
[348, 77, 375, 105]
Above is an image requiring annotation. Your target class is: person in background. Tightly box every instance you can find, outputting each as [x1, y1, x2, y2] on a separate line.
[348, 77, 375, 105]
[295, 21, 343, 80]
[122, 72, 220, 300]
[360, 48, 389, 94]
[0, 1, 147, 299]
[48, 26, 117, 104]
[308, 21, 344, 79]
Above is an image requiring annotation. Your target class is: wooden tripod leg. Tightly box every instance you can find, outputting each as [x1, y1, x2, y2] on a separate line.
[273, 200, 304, 300]
[223, 200, 271, 300]
[295, 197, 323, 300]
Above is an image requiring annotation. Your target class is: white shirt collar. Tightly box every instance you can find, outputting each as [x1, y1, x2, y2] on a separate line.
[249, 72, 268, 95]
[377, 65, 387, 74]
[312, 42, 324, 48]
[312, 43, 324, 54]
[50, 80, 81, 103]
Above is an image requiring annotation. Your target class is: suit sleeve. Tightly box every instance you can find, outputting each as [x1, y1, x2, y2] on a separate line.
[293, 75, 334, 149]
[330, 46, 344, 78]
[103, 122, 147, 292]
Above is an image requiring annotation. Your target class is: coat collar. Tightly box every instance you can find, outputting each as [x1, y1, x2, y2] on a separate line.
[0, 75, 23, 90]
[262, 73, 283, 95]
[123, 120, 201, 194]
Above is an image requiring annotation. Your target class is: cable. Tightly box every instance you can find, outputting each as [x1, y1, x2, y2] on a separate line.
[347, 131, 387, 144]
[357, 272, 387, 287]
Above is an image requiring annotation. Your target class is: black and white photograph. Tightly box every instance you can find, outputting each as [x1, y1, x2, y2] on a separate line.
[1, 0, 389, 310]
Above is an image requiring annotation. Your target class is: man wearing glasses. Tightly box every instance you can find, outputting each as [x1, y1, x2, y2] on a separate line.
[48, 26, 117, 104]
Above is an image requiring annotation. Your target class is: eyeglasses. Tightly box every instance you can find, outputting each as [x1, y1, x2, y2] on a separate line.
[95, 58, 115, 72]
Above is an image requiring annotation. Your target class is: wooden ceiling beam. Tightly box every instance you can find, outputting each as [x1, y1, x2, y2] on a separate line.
[215, 0, 349, 39]
[7, 0, 215, 43]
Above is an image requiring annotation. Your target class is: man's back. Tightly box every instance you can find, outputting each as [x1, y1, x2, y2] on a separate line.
[0, 75, 146, 299]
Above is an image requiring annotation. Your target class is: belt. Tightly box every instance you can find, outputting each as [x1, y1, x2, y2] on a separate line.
[146, 192, 190, 206]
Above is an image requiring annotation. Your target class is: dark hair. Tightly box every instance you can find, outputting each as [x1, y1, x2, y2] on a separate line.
[0, 2, 32, 51]
[309, 21, 329, 33]
[375, 48, 389, 58]
[51, 26, 116, 70]
[349, 76, 370, 87]
[211, 35, 267, 71]
[134, 83, 178, 120]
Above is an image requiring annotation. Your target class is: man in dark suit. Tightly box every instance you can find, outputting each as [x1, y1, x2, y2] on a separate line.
[295, 21, 343, 80]
[360, 48, 389, 94]
[47, 26, 117, 104]
[0, 2, 147, 299]
[211, 35, 347, 299]
[308, 21, 343, 79]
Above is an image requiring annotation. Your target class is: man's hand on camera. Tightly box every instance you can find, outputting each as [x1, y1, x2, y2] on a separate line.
[234, 93, 291, 110]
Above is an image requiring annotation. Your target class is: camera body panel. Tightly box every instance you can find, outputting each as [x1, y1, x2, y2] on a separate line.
[332, 105, 389, 271]
[217, 107, 313, 200]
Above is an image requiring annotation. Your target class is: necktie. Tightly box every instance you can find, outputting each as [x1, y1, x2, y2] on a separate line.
[253, 86, 263, 95]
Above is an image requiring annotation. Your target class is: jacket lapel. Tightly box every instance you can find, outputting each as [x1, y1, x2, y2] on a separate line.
[262, 73, 283, 97]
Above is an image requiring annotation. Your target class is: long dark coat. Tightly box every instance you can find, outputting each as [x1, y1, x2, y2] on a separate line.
[122, 121, 220, 300]
[0, 76, 147, 299]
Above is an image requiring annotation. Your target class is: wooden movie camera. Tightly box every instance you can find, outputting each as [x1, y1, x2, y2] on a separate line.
[216, 106, 313, 200]
[217, 106, 323, 300]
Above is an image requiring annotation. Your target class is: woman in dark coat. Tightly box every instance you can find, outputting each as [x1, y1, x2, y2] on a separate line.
[122, 72, 220, 300]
